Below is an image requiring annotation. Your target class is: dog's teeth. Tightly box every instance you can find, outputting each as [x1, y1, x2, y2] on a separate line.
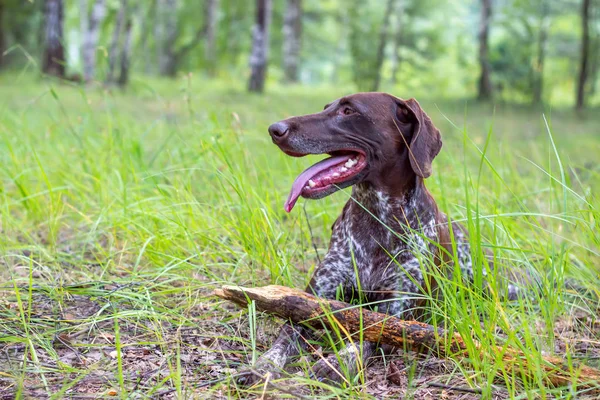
[344, 158, 358, 168]
[308, 180, 316, 188]
[340, 167, 348, 172]
[332, 172, 340, 178]
[304, 185, 310, 190]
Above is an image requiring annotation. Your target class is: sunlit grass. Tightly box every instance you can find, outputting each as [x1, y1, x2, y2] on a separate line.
[0, 71, 599, 398]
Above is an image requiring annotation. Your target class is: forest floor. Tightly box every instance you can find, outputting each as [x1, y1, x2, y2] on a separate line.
[1, 73, 599, 399]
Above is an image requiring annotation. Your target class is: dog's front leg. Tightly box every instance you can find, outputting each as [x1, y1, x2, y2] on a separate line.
[236, 322, 311, 386]
[236, 257, 350, 386]
[310, 297, 403, 384]
[311, 340, 379, 384]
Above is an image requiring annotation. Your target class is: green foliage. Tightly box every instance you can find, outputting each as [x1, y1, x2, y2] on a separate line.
[490, 33, 535, 99]
[0, 0, 599, 106]
[400, 0, 448, 63]
[0, 0, 44, 65]
[216, 0, 253, 68]
[0, 74, 599, 397]
[347, 0, 382, 91]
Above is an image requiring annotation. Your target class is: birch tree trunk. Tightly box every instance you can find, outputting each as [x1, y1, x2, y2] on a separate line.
[118, 14, 133, 87]
[106, 0, 127, 84]
[532, 2, 549, 106]
[204, 0, 219, 76]
[81, 0, 107, 82]
[372, 0, 395, 91]
[576, 0, 591, 110]
[477, 0, 493, 101]
[42, 0, 66, 77]
[248, 0, 272, 92]
[282, 0, 302, 83]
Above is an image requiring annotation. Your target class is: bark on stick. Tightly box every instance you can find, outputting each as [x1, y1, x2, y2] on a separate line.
[215, 284, 600, 391]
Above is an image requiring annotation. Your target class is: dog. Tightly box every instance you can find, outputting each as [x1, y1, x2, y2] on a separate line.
[237, 93, 517, 386]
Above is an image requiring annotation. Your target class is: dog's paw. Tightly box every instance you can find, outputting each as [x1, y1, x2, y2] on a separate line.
[235, 364, 277, 388]
[311, 355, 347, 384]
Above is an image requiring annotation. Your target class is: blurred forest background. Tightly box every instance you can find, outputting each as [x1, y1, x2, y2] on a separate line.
[0, 0, 599, 109]
[1, 2, 600, 398]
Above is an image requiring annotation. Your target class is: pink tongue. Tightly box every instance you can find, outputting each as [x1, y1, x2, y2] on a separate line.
[284, 155, 350, 212]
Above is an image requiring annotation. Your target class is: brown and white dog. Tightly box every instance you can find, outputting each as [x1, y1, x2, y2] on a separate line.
[237, 93, 517, 385]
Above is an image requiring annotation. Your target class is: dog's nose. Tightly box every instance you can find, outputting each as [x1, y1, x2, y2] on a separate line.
[268, 121, 290, 139]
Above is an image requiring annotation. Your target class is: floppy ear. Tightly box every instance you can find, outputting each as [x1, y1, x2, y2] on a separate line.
[397, 98, 442, 178]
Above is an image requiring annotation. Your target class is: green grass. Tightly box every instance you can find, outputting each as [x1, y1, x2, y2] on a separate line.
[0, 71, 599, 399]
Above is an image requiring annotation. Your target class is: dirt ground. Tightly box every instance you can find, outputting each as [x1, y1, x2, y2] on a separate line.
[2, 287, 599, 399]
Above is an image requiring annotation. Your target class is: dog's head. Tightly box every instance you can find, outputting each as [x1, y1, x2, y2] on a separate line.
[268, 93, 442, 212]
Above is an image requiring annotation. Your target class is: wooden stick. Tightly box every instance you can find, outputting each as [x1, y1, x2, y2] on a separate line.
[214, 284, 600, 391]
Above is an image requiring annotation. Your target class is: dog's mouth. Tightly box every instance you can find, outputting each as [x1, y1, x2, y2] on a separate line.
[284, 150, 367, 212]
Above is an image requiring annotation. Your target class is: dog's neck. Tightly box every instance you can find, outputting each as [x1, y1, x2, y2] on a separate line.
[351, 175, 436, 230]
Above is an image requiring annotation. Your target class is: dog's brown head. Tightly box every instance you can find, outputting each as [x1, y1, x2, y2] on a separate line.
[268, 93, 442, 212]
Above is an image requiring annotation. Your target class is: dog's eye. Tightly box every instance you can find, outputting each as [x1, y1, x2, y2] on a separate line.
[340, 106, 355, 116]
[397, 106, 411, 123]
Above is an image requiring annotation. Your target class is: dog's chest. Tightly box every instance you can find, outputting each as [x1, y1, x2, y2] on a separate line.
[329, 190, 438, 294]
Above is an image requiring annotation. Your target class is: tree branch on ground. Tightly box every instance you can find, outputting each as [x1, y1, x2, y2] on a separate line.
[215, 284, 600, 392]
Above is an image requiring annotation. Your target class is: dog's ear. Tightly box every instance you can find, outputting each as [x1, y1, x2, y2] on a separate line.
[395, 98, 442, 178]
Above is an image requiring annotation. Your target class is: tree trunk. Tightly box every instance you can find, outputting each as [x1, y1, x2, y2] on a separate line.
[532, 2, 549, 106]
[215, 284, 600, 392]
[372, 0, 395, 91]
[118, 13, 133, 87]
[0, 2, 5, 68]
[106, 0, 127, 84]
[576, 0, 591, 110]
[42, 0, 66, 77]
[204, 0, 219, 76]
[390, 0, 404, 85]
[592, 3, 600, 96]
[81, 0, 107, 82]
[248, 0, 272, 92]
[477, 0, 493, 101]
[158, 0, 179, 77]
[282, 0, 302, 83]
